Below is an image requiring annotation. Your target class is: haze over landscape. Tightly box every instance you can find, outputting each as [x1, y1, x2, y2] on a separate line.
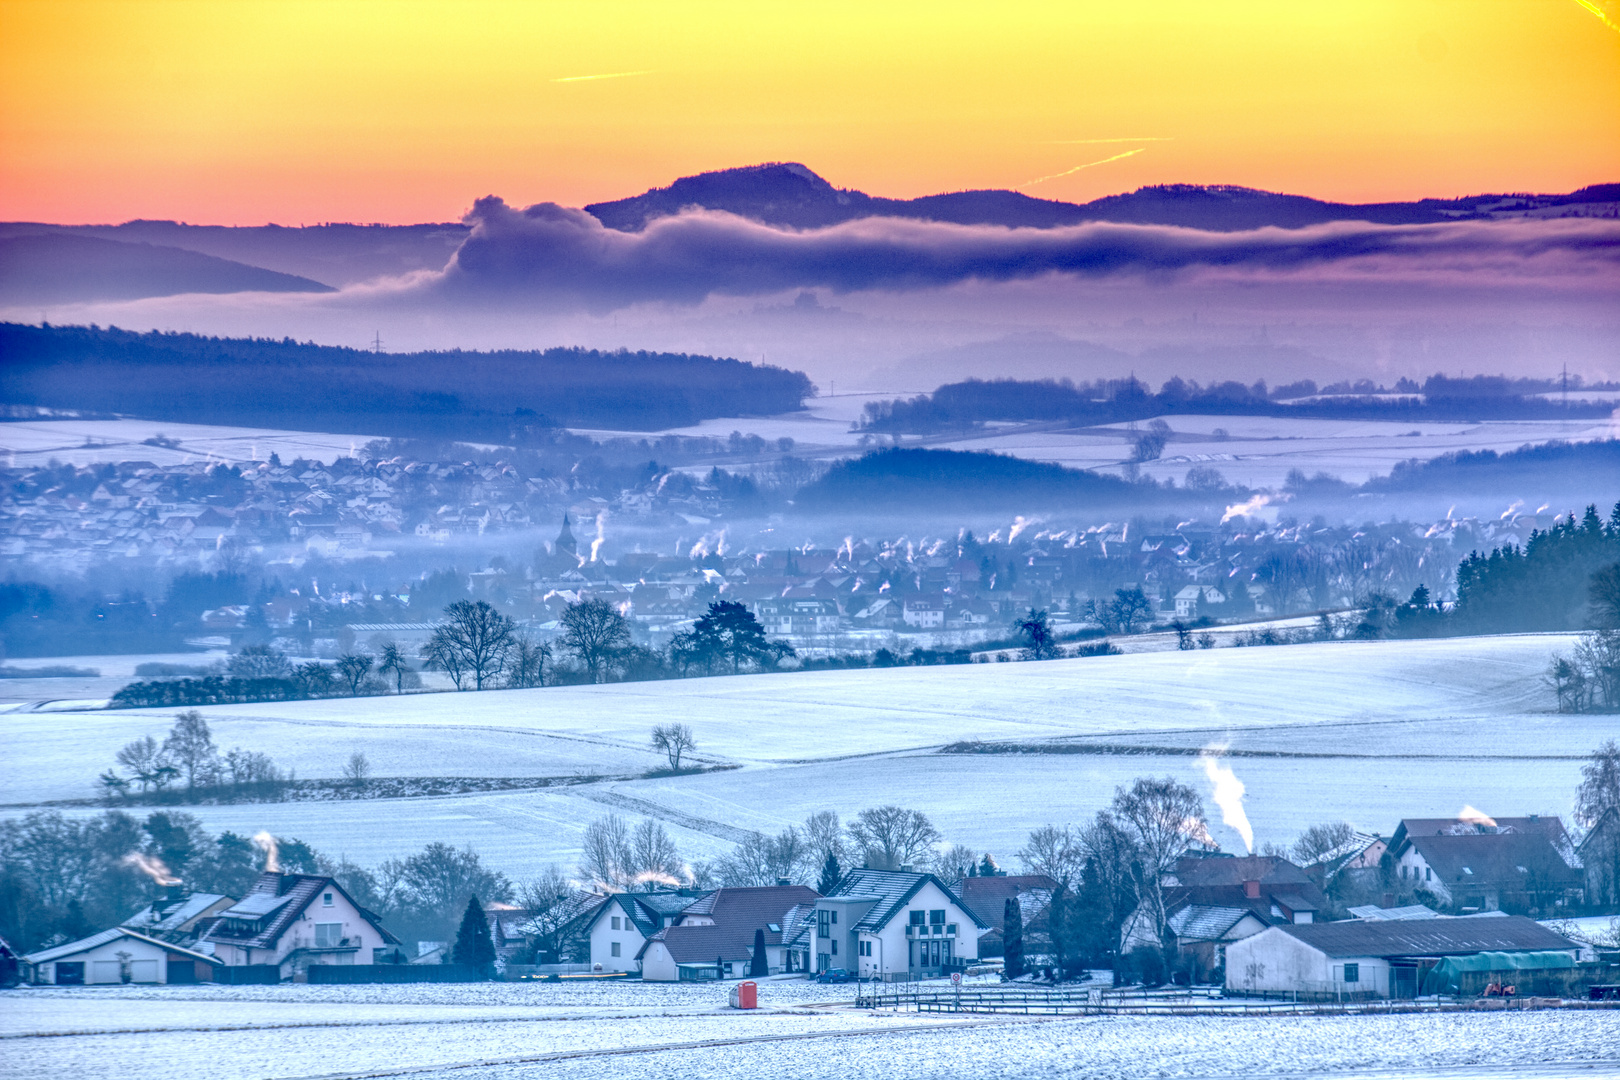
[2, 3, 1619, 1079]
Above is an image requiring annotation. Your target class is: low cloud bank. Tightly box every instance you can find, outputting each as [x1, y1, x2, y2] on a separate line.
[428, 196, 1620, 310]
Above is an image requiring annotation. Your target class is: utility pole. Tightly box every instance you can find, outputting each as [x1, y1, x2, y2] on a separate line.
[371, 331, 384, 354]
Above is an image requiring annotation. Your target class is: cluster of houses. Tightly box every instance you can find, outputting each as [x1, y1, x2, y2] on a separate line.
[13, 811, 1608, 999]
[8, 450, 1537, 651]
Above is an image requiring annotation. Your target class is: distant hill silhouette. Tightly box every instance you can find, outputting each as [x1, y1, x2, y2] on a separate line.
[794, 446, 1150, 513]
[0, 232, 335, 305]
[587, 163, 1620, 233]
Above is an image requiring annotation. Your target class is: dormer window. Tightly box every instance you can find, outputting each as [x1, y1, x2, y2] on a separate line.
[323, 892, 334, 907]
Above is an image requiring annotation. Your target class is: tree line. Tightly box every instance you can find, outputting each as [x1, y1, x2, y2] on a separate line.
[0, 322, 815, 439]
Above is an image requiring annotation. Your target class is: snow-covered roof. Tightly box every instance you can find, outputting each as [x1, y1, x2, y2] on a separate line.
[825, 869, 988, 932]
[221, 890, 297, 919]
[1346, 904, 1439, 921]
[123, 893, 231, 933]
[24, 927, 220, 965]
[1168, 905, 1254, 941]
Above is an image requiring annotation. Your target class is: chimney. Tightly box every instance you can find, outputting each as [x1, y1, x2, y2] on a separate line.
[165, 883, 185, 901]
[899, 865, 914, 874]
[1243, 879, 1261, 900]
[1382, 892, 1395, 908]
[776, 878, 791, 888]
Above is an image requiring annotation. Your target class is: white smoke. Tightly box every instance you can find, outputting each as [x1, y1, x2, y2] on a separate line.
[251, 831, 281, 872]
[1199, 747, 1255, 853]
[1221, 494, 1272, 525]
[590, 510, 607, 562]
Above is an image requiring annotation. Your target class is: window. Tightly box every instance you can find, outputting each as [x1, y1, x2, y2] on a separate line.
[611, 942, 621, 957]
[611, 916, 621, 930]
[54, 961, 84, 985]
[315, 923, 343, 948]
[831, 910, 837, 924]
[322, 892, 334, 907]
[831, 939, 838, 955]
[1343, 963, 1359, 983]
[1425, 867, 1432, 881]
[817, 910, 830, 938]
[910, 910, 925, 926]
[768, 923, 781, 933]
[929, 910, 945, 925]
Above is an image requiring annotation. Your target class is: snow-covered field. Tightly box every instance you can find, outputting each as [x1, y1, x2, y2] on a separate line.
[0, 418, 382, 468]
[4, 634, 1611, 875]
[18, 403, 1613, 493]
[2, 983, 1615, 1080]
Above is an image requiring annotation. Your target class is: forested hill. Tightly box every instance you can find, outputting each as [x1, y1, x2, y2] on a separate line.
[0, 323, 814, 436]
[859, 376, 1617, 431]
[793, 447, 1167, 514]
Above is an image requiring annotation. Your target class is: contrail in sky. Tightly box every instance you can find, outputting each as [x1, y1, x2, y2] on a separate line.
[551, 70, 656, 83]
[1023, 148, 1147, 187]
[1047, 137, 1173, 144]
[1571, 0, 1620, 35]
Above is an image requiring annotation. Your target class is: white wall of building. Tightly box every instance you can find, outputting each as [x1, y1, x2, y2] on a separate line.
[1224, 928, 1390, 998]
[33, 936, 175, 985]
[588, 909, 645, 973]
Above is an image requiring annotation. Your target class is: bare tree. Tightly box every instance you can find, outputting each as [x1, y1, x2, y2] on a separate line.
[432, 600, 517, 690]
[378, 642, 413, 694]
[651, 723, 696, 771]
[1018, 824, 1085, 885]
[1016, 609, 1058, 661]
[294, 661, 337, 697]
[505, 636, 551, 689]
[561, 599, 631, 683]
[802, 810, 850, 873]
[579, 813, 633, 889]
[716, 827, 807, 887]
[228, 645, 292, 680]
[627, 819, 683, 889]
[162, 711, 219, 791]
[343, 751, 372, 789]
[516, 864, 579, 962]
[116, 735, 175, 793]
[848, 806, 941, 871]
[335, 653, 374, 696]
[1111, 777, 1208, 945]
[1292, 821, 1356, 865]
[1578, 740, 1620, 829]
[931, 844, 979, 885]
[421, 630, 469, 690]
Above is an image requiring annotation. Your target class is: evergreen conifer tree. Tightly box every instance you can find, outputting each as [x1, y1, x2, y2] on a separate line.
[750, 927, 768, 977]
[978, 853, 998, 877]
[1003, 896, 1024, 980]
[817, 853, 842, 895]
[452, 895, 496, 978]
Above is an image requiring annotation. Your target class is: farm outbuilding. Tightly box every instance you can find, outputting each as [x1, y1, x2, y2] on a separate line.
[1225, 914, 1577, 1000]
[22, 928, 222, 986]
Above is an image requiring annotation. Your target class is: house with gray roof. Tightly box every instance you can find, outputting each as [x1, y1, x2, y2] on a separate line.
[576, 891, 695, 973]
[1225, 914, 1577, 999]
[121, 886, 235, 946]
[637, 885, 819, 980]
[198, 870, 402, 981]
[793, 869, 987, 980]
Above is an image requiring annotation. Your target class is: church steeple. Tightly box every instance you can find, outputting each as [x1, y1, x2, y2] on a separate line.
[555, 513, 578, 556]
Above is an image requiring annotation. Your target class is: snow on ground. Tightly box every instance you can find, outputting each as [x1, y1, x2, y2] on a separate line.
[3, 983, 1614, 1080]
[0, 418, 381, 468]
[4, 634, 1612, 874]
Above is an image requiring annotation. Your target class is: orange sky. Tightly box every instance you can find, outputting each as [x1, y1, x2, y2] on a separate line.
[2, 0, 1617, 225]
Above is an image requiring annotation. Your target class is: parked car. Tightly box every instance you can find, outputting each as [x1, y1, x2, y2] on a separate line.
[816, 967, 852, 984]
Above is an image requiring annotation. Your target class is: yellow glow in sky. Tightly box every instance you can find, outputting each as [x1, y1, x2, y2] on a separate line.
[1, 0, 1616, 224]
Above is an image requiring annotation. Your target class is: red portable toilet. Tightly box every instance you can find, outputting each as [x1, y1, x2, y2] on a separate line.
[730, 980, 758, 1009]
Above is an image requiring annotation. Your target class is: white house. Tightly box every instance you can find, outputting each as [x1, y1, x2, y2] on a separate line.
[637, 885, 819, 981]
[199, 871, 402, 980]
[1174, 585, 1225, 619]
[24, 927, 222, 985]
[794, 869, 987, 980]
[902, 597, 945, 629]
[1225, 915, 1577, 1000]
[579, 892, 692, 973]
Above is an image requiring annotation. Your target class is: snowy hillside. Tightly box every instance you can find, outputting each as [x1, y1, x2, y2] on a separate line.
[5, 633, 1611, 878]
